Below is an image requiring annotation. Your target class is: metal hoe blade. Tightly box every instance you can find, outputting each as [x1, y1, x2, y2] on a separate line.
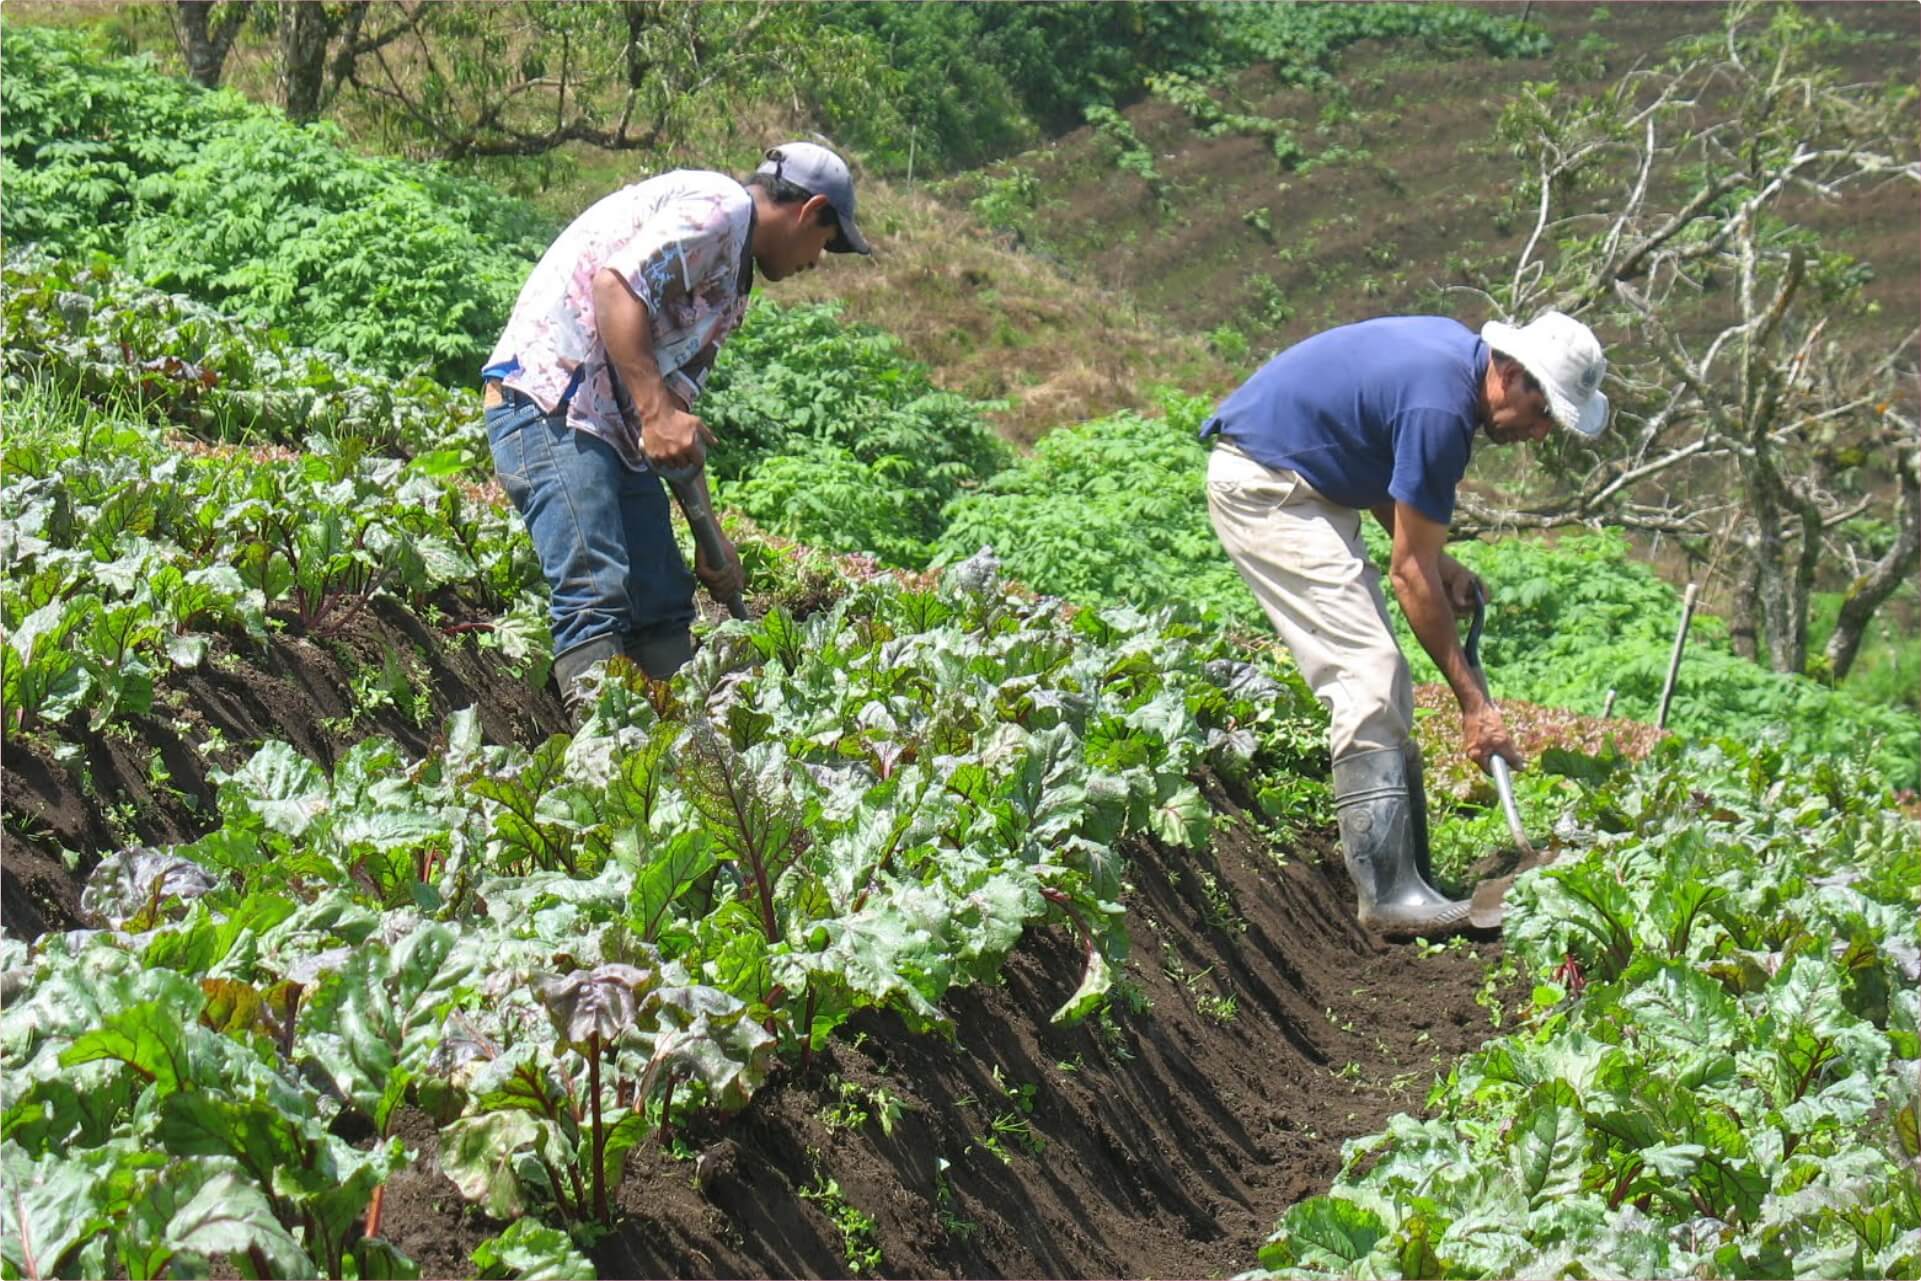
[1464, 593, 1546, 929]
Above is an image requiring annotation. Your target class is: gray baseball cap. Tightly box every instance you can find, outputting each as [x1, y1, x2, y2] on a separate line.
[756, 141, 871, 255]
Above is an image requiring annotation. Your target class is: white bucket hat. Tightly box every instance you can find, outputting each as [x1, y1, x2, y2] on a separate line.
[1481, 311, 1609, 437]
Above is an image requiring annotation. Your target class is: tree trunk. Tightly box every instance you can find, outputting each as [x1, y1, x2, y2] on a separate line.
[173, 0, 252, 88]
[622, 2, 655, 93]
[1728, 560, 1761, 662]
[1789, 503, 1821, 676]
[1750, 538, 1803, 675]
[1825, 443, 1921, 680]
[1739, 451, 1808, 675]
[278, 0, 357, 122]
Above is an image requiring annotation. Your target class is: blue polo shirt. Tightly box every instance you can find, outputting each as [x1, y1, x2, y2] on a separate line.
[1203, 316, 1487, 525]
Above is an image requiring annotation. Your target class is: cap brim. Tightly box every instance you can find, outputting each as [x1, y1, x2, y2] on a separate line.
[829, 215, 871, 255]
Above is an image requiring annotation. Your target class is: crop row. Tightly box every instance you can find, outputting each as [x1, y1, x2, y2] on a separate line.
[1249, 741, 1921, 1279]
[1, 376, 541, 740]
[1, 564, 1327, 1279]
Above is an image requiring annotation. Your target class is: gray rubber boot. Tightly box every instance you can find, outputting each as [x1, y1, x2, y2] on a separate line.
[1402, 739, 1439, 889]
[551, 634, 623, 727]
[622, 628, 693, 680]
[1333, 745, 1471, 936]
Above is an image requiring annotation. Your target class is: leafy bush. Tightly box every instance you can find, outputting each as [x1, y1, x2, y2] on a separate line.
[721, 442, 935, 567]
[1428, 532, 1921, 788]
[814, 3, 1220, 172]
[0, 26, 251, 255]
[0, 560, 1327, 1275]
[701, 301, 1012, 558]
[1209, 3, 1549, 87]
[1, 25, 553, 384]
[120, 115, 551, 385]
[934, 394, 1258, 625]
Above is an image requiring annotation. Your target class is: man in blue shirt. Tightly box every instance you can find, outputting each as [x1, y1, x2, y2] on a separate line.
[1204, 312, 1609, 935]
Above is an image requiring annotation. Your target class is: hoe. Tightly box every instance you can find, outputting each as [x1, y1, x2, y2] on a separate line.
[1464, 592, 1553, 930]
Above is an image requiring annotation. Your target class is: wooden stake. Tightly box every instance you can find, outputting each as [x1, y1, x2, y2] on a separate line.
[1657, 583, 1699, 730]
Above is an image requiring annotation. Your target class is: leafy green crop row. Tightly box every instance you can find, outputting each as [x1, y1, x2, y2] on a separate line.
[0, 564, 1325, 1278]
[1248, 739, 1921, 1279]
[2, 255, 488, 458]
[3, 254, 1017, 574]
[0, 374, 544, 739]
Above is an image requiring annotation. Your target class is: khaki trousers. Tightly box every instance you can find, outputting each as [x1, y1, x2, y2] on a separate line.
[1205, 440, 1413, 759]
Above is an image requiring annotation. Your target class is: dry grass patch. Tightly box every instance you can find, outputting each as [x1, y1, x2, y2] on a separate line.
[779, 183, 1237, 444]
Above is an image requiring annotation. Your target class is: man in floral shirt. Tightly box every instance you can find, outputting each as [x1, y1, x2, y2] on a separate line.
[482, 142, 870, 719]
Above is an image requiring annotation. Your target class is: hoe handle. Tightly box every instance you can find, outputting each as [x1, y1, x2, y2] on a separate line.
[609, 366, 748, 621]
[1465, 594, 1534, 857]
[659, 464, 748, 621]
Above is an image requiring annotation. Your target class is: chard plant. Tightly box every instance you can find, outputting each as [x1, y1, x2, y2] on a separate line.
[1246, 740, 1921, 1280]
[434, 955, 773, 1228]
[2, 535, 1323, 1274]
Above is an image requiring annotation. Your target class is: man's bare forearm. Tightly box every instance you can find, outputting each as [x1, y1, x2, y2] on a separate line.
[592, 268, 674, 425]
[1392, 556, 1487, 716]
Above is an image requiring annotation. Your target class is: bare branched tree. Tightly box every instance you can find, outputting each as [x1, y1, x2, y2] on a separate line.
[1457, 1, 1919, 680]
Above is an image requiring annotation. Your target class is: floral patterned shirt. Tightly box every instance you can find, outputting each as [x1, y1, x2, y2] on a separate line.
[484, 170, 754, 471]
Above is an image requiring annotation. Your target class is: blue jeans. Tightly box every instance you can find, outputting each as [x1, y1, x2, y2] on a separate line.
[486, 396, 695, 659]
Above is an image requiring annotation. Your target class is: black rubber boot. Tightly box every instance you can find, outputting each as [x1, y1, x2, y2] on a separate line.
[622, 628, 693, 680]
[1333, 745, 1471, 936]
[551, 634, 623, 727]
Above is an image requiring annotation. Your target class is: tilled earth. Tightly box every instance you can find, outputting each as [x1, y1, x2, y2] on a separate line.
[378, 797, 1499, 1281]
[3, 603, 1512, 1279]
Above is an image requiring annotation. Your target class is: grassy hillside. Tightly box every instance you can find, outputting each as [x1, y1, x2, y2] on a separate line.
[931, 2, 1918, 370]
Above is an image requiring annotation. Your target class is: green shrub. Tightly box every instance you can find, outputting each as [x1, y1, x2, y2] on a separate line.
[119, 115, 550, 384]
[814, 3, 1220, 172]
[934, 394, 1258, 624]
[1211, 4, 1548, 87]
[1, 25, 554, 385]
[0, 26, 250, 255]
[721, 443, 934, 567]
[701, 301, 1011, 556]
[1424, 531, 1921, 788]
